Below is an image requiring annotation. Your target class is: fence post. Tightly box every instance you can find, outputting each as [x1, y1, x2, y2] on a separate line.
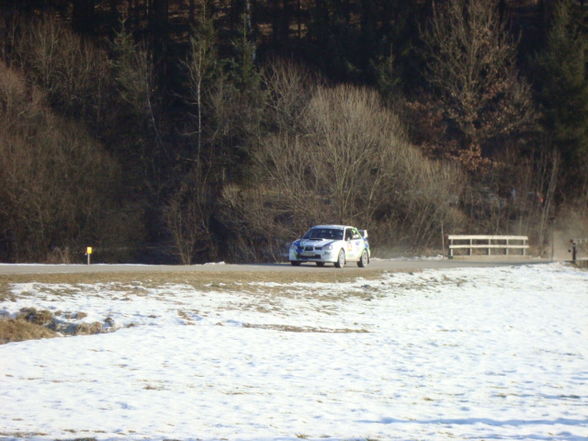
[441, 221, 445, 258]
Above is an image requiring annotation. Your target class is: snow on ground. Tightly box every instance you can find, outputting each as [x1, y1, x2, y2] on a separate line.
[0, 263, 587, 441]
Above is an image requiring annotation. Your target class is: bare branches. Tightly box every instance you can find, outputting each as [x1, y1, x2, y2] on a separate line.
[183, 4, 218, 162]
[15, 16, 112, 125]
[163, 168, 216, 264]
[222, 62, 465, 256]
[0, 61, 132, 262]
[112, 22, 163, 151]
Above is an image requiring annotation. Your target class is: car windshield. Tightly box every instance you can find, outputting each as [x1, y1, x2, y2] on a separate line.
[303, 228, 343, 240]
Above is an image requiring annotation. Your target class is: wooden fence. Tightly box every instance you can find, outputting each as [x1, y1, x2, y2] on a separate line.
[448, 235, 529, 258]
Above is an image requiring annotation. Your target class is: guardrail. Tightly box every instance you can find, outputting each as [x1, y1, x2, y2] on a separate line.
[448, 235, 529, 258]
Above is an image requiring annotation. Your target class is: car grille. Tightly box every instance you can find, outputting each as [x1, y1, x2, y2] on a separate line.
[304, 246, 314, 251]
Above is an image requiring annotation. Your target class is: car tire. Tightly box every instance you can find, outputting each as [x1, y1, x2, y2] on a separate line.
[316, 262, 325, 267]
[290, 261, 301, 266]
[357, 249, 369, 267]
[335, 249, 345, 268]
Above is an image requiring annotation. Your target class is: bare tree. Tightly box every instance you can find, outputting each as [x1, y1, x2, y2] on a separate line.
[112, 21, 163, 151]
[183, 2, 218, 164]
[0, 61, 131, 262]
[261, 59, 321, 134]
[162, 3, 220, 265]
[302, 85, 409, 224]
[220, 62, 466, 258]
[14, 16, 112, 125]
[163, 169, 217, 264]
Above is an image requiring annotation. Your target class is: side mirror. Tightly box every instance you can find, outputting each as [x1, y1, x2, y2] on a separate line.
[360, 229, 368, 239]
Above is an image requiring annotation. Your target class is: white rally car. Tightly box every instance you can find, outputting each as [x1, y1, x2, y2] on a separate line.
[289, 225, 370, 268]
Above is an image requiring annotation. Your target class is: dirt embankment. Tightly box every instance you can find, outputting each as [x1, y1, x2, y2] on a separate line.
[0, 307, 115, 344]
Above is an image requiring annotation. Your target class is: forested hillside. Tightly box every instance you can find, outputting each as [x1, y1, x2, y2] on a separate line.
[0, 0, 586, 263]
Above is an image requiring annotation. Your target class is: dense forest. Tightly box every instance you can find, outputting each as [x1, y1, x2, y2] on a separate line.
[0, 0, 586, 263]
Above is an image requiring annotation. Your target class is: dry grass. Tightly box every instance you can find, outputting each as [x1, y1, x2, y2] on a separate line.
[0, 318, 57, 344]
[55, 438, 98, 441]
[0, 307, 113, 344]
[17, 307, 54, 325]
[242, 323, 369, 333]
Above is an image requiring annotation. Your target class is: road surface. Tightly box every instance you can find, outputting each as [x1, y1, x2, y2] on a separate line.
[0, 257, 550, 276]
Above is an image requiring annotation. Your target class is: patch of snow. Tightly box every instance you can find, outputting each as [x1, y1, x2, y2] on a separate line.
[0, 263, 587, 441]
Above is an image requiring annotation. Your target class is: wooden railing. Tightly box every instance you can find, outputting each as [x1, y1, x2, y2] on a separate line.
[448, 235, 529, 258]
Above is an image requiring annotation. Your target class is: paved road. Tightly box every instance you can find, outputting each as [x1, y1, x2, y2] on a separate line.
[0, 258, 551, 276]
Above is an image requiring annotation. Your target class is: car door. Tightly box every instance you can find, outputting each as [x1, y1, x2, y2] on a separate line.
[344, 228, 356, 259]
[351, 228, 364, 260]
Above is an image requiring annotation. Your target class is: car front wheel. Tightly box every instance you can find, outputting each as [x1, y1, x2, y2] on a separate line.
[335, 249, 345, 268]
[357, 249, 369, 267]
[290, 261, 301, 266]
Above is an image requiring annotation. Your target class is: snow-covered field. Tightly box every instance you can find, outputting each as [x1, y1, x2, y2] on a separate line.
[1, 263, 587, 441]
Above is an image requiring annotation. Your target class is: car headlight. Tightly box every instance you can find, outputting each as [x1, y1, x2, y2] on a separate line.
[323, 244, 333, 250]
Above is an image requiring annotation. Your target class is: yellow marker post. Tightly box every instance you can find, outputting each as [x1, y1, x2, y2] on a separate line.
[85, 246, 93, 265]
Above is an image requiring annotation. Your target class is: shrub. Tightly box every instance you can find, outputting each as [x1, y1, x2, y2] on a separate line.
[219, 62, 466, 259]
[0, 60, 139, 262]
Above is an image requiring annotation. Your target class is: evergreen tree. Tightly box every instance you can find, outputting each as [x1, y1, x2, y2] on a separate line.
[421, 0, 536, 169]
[369, 0, 426, 99]
[220, 7, 264, 178]
[531, 0, 588, 196]
[228, 11, 260, 93]
[306, 0, 362, 82]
